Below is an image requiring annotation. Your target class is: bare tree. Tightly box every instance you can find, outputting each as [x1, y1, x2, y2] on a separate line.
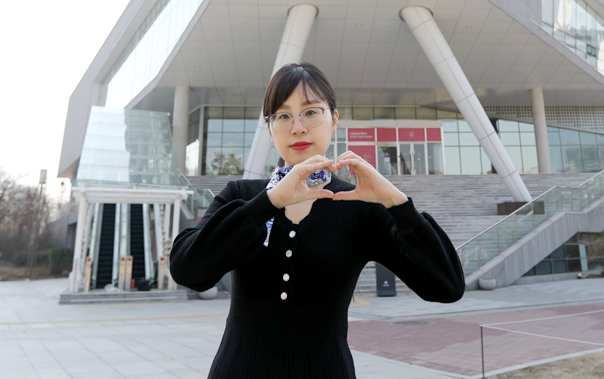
[0, 169, 17, 226]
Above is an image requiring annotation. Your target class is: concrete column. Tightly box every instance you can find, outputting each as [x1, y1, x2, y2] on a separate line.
[531, 87, 552, 173]
[243, 3, 318, 179]
[173, 85, 190, 174]
[70, 190, 88, 293]
[401, 6, 531, 202]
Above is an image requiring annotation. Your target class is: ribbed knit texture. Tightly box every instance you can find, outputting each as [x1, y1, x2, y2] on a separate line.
[170, 176, 465, 378]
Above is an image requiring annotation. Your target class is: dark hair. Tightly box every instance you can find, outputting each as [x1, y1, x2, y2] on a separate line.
[263, 62, 337, 121]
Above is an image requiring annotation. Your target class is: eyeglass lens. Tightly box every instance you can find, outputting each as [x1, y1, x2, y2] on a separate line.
[270, 107, 325, 132]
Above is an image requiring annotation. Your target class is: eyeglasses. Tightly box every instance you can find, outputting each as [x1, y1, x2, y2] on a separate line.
[266, 107, 331, 133]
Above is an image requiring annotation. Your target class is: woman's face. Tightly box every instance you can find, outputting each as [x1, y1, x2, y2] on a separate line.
[269, 84, 338, 167]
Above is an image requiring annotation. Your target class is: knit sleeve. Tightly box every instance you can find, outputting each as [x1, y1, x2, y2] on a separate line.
[366, 198, 465, 303]
[170, 181, 282, 292]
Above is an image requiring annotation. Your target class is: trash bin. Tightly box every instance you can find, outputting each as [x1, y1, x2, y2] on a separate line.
[376, 262, 396, 297]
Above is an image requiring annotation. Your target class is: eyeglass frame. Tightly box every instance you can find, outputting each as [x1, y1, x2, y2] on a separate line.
[265, 106, 332, 133]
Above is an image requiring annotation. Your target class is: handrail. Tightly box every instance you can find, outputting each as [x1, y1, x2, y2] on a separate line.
[457, 169, 604, 276]
[455, 185, 559, 250]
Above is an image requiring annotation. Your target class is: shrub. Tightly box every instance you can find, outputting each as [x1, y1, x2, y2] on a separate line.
[49, 248, 73, 275]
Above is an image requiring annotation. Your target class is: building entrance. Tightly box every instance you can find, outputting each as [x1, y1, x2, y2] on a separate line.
[399, 143, 426, 175]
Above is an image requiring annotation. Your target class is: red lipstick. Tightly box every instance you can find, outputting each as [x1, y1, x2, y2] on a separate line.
[291, 142, 311, 151]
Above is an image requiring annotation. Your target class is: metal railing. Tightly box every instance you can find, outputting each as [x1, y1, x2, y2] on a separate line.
[457, 170, 604, 277]
[177, 170, 216, 220]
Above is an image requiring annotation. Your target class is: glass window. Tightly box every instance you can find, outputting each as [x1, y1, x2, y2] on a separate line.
[522, 146, 539, 174]
[458, 120, 472, 132]
[560, 129, 581, 145]
[553, 260, 568, 273]
[536, 261, 553, 275]
[519, 122, 534, 132]
[207, 107, 223, 119]
[437, 110, 459, 119]
[505, 146, 524, 174]
[245, 107, 261, 119]
[353, 108, 373, 120]
[582, 146, 601, 171]
[245, 120, 258, 133]
[550, 146, 564, 173]
[587, 258, 604, 271]
[222, 133, 243, 147]
[579, 131, 597, 145]
[597, 134, 604, 145]
[562, 145, 584, 172]
[481, 148, 492, 174]
[377, 146, 398, 175]
[207, 120, 222, 132]
[206, 147, 222, 175]
[551, 245, 566, 259]
[520, 132, 536, 145]
[206, 133, 221, 147]
[444, 133, 459, 146]
[338, 107, 352, 120]
[459, 132, 480, 146]
[445, 147, 461, 175]
[374, 107, 395, 120]
[223, 120, 245, 133]
[395, 107, 416, 120]
[442, 120, 458, 133]
[221, 147, 244, 175]
[567, 259, 582, 272]
[460, 147, 482, 174]
[416, 108, 437, 120]
[244, 133, 255, 147]
[565, 244, 580, 258]
[265, 147, 282, 175]
[427, 143, 443, 175]
[548, 131, 561, 145]
[325, 144, 335, 161]
[337, 128, 346, 141]
[543, 0, 554, 25]
[500, 133, 521, 145]
[498, 120, 519, 132]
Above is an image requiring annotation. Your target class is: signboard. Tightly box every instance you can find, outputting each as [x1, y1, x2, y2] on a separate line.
[348, 145, 376, 175]
[376, 128, 397, 142]
[398, 128, 425, 142]
[348, 128, 375, 142]
[426, 128, 442, 142]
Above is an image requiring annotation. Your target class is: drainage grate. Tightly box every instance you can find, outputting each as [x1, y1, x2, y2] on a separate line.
[394, 321, 429, 325]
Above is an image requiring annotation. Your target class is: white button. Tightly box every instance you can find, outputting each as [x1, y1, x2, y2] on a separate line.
[289, 230, 296, 238]
[285, 250, 292, 258]
[281, 292, 288, 300]
[283, 273, 290, 282]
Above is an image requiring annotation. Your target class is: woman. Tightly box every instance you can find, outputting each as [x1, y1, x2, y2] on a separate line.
[170, 62, 465, 378]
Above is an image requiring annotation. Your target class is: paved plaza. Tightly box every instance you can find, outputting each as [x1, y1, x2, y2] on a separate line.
[0, 278, 603, 379]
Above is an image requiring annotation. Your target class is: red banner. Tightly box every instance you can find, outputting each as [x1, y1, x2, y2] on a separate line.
[377, 128, 397, 142]
[347, 145, 376, 175]
[348, 128, 375, 142]
[398, 128, 425, 142]
[426, 128, 442, 142]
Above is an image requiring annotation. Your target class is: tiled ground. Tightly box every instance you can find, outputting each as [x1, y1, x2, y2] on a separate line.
[348, 302, 604, 377]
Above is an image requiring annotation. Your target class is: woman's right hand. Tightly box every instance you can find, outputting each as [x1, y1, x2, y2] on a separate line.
[266, 155, 337, 209]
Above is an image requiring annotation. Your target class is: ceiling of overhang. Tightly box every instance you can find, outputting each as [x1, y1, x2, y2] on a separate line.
[133, 0, 604, 114]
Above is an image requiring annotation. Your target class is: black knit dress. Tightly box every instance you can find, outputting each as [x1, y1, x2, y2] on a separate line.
[170, 177, 465, 378]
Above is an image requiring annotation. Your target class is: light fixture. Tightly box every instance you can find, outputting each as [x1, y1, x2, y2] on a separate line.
[195, 65, 201, 69]
[242, 21, 248, 26]
[356, 23, 362, 27]
[565, 68, 571, 72]
[466, 25, 473, 29]
[398, 67, 404, 71]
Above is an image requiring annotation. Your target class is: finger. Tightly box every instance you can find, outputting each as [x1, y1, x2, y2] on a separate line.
[335, 158, 372, 172]
[333, 190, 360, 201]
[295, 159, 336, 176]
[305, 189, 335, 200]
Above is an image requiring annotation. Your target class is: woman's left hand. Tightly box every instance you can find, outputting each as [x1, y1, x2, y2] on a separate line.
[333, 151, 408, 208]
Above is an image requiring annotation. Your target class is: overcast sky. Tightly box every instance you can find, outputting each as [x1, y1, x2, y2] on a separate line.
[0, 0, 130, 203]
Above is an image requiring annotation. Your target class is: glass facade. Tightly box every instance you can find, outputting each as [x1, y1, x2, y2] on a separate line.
[77, 106, 182, 186]
[103, 0, 204, 108]
[443, 120, 492, 175]
[541, 0, 604, 73]
[548, 126, 604, 172]
[497, 120, 539, 174]
[524, 232, 604, 276]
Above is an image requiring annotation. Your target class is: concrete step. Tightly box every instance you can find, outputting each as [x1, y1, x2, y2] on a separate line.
[59, 289, 189, 304]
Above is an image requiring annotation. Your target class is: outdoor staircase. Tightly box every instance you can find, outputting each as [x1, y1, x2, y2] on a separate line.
[187, 173, 597, 294]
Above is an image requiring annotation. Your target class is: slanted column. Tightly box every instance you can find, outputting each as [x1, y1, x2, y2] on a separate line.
[173, 85, 190, 174]
[531, 87, 552, 173]
[401, 6, 531, 202]
[244, 4, 318, 179]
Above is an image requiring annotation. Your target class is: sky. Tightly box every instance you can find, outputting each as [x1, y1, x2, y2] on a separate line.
[0, 0, 130, 204]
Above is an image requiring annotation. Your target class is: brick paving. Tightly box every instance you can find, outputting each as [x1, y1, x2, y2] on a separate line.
[348, 302, 604, 377]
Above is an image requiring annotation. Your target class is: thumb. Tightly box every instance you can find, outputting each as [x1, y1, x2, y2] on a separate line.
[306, 189, 335, 200]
